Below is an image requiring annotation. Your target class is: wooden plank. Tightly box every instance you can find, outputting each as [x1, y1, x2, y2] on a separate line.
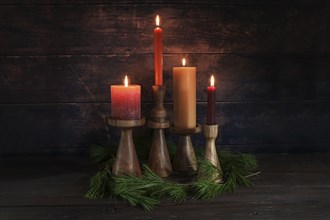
[1, 172, 328, 207]
[1, 101, 329, 155]
[220, 143, 330, 154]
[254, 153, 330, 172]
[211, 101, 330, 147]
[0, 0, 325, 6]
[0, 4, 329, 55]
[1, 54, 329, 103]
[0, 203, 329, 220]
[0, 103, 111, 156]
[0, 155, 329, 219]
[1, 155, 329, 202]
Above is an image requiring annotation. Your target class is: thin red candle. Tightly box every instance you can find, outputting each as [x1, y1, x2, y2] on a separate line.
[154, 15, 163, 86]
[207, 75, 216, 125]
[111, 75, 141, 120]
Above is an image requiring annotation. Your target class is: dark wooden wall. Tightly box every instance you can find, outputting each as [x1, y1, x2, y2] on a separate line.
[1, 0, 329, 156]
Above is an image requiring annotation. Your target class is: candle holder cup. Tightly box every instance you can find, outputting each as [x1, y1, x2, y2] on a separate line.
[171, 124, 201, 172]
[199, 124, 222, 183]
[147, 85, 172, 177]
[106, 117, 145, 176]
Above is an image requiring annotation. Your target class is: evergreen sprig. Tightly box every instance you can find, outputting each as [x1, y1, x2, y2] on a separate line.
[85, 145, 259, 211]
[142, 165, 189, 203]
[111, 165, 189, 210]
[89, 144, 114, 164]
[112, 173, 160, 211]
[85, 170, 112, 199]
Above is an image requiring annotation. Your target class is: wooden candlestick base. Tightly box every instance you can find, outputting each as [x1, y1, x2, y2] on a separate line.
[107, 117, 145, 176]
[147, 85, 172, 177]
[171, 125, 202, 172]
[148, 121, 171, 177]
[200, 124, 222, 182]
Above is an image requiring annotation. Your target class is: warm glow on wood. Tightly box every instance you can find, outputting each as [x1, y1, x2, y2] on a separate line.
[210, 75, 214, 86]
[124, 75, 128, 87]
[156, 15, 160, 26]
[182, 58, 186, 66]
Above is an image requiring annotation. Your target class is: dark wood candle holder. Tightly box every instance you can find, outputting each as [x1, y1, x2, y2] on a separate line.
[200, 124, 222, 182]
[171, 124, 202, 172]
[147, 85, 172, 177]
[107, 117, 145, 176]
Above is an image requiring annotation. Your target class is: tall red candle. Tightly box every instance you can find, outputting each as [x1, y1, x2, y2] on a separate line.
[154, 15, 163, 86]
[111, 76, 141, 120]
[207, 75, 216, 125]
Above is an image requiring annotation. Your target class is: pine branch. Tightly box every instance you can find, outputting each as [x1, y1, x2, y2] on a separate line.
[85, 148, 259, 211]
[85, 170, 112, 199]
[191, 180, 225, 200]
[112, 173, 160, 211]
[142, 165, 188, 204]
[196, 157, 222, 182]
[90, 145, 114, 164]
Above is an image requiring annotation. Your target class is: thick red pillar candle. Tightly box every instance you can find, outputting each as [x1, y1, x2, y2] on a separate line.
[207, 75, 216, 125]
[111, 76, 141, 120]
[154, 15, 163, 86]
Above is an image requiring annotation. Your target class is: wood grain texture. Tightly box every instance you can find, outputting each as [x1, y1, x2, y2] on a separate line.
[1, 101, 329, 155]
[0, 4, 329, 55]
[0, 1, 329, 155]
[1, 54, 329, 104]
[0, 203, 328, 220]
[0, 155, 329, 219]
[1, 0, 328, 6]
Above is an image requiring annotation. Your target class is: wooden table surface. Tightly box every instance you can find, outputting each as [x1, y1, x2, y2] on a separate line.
[1, 153, 329, 220]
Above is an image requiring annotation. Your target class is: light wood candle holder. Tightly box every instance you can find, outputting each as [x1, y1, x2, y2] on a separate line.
[147, 85, 172, 177]
[107, 117, 145, 176]
[201, 124, 222, 182]
[171, 124, 201, 172]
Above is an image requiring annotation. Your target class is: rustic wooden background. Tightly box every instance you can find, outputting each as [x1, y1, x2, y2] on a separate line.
[1, 0, 329, 156]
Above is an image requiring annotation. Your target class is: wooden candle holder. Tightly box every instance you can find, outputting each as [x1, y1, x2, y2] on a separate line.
[147, 85, 172, 177]
[107, 117, 145, 176]
[171, 124, 201, 172]
[201, 124, 222, 182]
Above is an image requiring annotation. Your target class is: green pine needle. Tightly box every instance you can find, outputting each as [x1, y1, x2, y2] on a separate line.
[85, 170, 112, 199]
[191, 180, 224, 200]
[142, 165, 188, 204]
[197, 158, 223, 182]
[112, 173, 161, 211]
[85, 145, 259, 211]
[90, 145, 114, 164]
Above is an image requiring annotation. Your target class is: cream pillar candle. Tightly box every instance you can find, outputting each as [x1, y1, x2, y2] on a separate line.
[173, 58, 196, 129]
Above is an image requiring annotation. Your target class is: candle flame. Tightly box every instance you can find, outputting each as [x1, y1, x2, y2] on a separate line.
[124, 75, 128, 87]
[182, 58, 186, 66]
[156, 15, 160, 26]
[210, 75, 215, 86]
